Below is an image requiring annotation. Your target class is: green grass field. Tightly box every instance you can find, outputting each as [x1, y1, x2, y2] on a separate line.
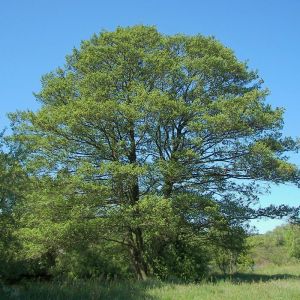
[1, 264, 300, 300]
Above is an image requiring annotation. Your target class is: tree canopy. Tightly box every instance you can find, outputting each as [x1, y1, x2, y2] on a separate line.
[5, 25, 300, 280]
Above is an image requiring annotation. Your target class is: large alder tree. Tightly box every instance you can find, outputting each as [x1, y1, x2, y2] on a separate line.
[10, 26, 300, 279]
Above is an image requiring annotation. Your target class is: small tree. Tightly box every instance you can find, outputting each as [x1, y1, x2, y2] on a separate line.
[0, 134, 30, 281]
[287, 224, 300, 260]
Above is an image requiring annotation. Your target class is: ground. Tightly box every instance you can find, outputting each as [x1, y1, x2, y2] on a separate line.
[1, 264, 300, 299]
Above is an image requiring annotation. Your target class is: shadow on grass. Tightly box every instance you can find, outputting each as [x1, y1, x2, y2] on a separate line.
[2, 274, 300, 299]
[211, 272, 300, 284]
[0, 279, 162, 300]
[95, 280, 162, 300]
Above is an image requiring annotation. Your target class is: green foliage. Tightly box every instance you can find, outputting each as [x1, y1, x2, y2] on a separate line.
[147, 232, 211, 281]
[2, 25, 300, 281]
[286, 224, 300, 259]
[0, 137, 32, 281]
[249, 224, 300, 266]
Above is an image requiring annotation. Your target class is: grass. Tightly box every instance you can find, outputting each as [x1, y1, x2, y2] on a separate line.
[1, 264, 300, 300]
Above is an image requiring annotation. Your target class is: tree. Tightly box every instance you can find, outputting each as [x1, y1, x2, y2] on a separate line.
[0, 133, 31, 281]
[10, 25, 300, 279]
[248, 224, 300, 266]
[286, 224, 300, 260]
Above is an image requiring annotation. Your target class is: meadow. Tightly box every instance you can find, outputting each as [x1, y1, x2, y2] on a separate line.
[1, 264, 300, 300]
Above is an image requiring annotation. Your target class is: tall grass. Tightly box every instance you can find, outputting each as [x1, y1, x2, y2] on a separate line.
[1, 264, 300, 299]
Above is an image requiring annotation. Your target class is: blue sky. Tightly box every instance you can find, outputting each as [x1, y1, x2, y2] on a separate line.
[0, 0, 299, 233]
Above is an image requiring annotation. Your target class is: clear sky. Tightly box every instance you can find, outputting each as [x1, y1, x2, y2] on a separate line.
[1, 0, 299, 233]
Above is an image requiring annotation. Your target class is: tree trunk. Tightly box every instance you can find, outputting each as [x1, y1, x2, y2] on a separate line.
[163, 179, 173, 198]
[127, 122, 148, 280]
[128, 228, 148, 280]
